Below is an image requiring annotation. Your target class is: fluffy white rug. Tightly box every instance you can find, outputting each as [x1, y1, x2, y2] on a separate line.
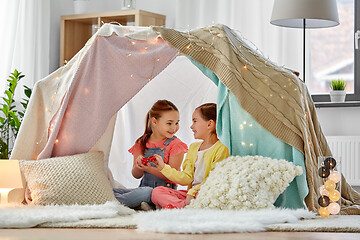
[0, 201, 134, 228]
[267, 215, 360, 232]
[39, 215, 136, 228]
[134, 208, 315, 234]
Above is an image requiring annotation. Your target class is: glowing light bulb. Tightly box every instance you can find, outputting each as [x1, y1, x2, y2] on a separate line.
[319, 207, 330, 218]
[241, 142, 245, 146]
[319, 185, 329, 196]
[324, 180, 336, 191]
[324, 157, 337, 170]
[55, 139, 59, 144]
[185, 45, 190, 50]
[131, 41, 136, 45]
[243, 65, 247, 69]
[328, 190, 341, 202]
[329, 171, 341, 183]
[328, 202, 340, 215]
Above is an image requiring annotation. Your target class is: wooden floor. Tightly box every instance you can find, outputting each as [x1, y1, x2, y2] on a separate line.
[0, 229, 359, 240]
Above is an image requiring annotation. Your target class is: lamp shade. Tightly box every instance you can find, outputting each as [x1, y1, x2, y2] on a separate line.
[271, 0, 339, 28]
[0, 160, 24, 189]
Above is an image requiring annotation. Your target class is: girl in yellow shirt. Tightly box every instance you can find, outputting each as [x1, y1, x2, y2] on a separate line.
[150, 103, 229, 208]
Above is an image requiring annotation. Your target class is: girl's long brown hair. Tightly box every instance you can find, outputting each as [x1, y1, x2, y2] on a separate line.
[136, 100, 178, 154]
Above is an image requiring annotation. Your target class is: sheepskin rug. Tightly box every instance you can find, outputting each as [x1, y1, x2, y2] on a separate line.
[189, 155, 303, 210]
[0, 201, 134, 228]
[135, 208, 315, 233]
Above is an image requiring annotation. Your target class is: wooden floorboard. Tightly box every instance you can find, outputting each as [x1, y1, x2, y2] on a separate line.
[0, 229, 359, 240]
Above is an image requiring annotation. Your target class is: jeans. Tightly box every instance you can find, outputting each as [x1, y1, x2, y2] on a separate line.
[113, 187, 153, 208]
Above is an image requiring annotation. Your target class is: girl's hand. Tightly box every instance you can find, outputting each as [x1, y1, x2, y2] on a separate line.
[151, 154, 165, 170]
[136, 155, 154, 172]
[184, 195, 195, 207]
[135, 155, 144, 169]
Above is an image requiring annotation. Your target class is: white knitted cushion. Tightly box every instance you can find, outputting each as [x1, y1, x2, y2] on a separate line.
[20, 151, 116, 205]
[189, 155, 303, 210]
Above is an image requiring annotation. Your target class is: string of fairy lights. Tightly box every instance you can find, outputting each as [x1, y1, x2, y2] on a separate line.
[318, 157, 341, 217]
[181, 25, 314, 154]
[182, 25, 332, 213]
[31, 23, 319, 192]
[32, 26, 165, 158]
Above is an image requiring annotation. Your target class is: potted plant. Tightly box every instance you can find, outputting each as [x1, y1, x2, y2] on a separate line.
[329, 79, 346, 102]
[0, 70, 32, 159]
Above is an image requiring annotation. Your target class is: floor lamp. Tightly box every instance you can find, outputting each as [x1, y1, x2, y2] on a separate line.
[270, 0, 339, 83]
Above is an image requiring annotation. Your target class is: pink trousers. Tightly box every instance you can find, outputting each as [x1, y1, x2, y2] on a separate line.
[151, 186, 188, 208]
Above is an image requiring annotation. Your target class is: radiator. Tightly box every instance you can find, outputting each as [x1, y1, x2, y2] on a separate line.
[326, 136, 360, 186]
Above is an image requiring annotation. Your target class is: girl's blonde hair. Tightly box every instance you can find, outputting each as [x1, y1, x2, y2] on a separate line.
[136, 100, 178, 154]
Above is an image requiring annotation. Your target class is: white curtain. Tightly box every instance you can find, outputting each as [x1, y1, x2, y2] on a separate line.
[0, 0, 50, 101]
[175, 0, 303, 78]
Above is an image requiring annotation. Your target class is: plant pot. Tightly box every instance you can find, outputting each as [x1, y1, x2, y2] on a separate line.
[330, 90, 346, 102]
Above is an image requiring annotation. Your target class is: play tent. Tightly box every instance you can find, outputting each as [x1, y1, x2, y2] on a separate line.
[11, 23, 360, 213]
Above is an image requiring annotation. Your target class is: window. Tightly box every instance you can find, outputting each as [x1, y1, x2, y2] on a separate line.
[310, 0, 360, 102]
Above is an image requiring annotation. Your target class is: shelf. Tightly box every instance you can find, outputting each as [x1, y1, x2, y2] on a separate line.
[60, 9, 166, 66]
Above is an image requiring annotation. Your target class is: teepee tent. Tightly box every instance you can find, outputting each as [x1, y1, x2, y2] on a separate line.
[11, 23, 360, 213]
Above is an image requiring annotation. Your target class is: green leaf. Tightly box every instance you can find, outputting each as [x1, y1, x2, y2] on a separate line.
[5, 90, 12, 100]
[24, 86, 32, 98]
[2, 105, 8, 114]
[1, 97, 10, 106]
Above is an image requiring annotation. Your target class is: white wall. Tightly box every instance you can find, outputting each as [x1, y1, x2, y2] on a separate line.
[316, 107, 360, 136]
[49, 0, 176, 72]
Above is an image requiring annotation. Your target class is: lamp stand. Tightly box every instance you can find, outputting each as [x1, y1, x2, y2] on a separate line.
[303, 18, 306, 83]
[0, 188, 25, 204]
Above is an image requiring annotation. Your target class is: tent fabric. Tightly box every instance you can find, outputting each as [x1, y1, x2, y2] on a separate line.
[38, 35, 178, 159]
[11, 23, 360, 213]
[152, 25, 360, 214]
[189, 58, 308, 209]
[11, 26, 164, 161]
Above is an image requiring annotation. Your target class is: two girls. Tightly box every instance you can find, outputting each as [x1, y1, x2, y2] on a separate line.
[150, 103, 230, 208]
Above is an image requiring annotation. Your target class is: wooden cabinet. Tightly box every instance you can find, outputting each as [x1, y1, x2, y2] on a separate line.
[60, 9, 166, 66]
